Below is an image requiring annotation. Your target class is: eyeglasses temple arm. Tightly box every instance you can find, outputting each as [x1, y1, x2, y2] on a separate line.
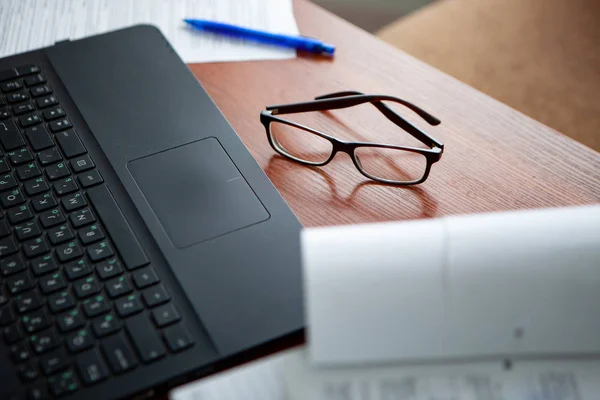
[316, 91, 444, 149]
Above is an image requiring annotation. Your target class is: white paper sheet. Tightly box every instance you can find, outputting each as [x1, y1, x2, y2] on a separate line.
[302, 205, 600, 366]
[0, 0, 299, 63]
[284, 349, 600, 400]
[169, 350, 293, 400]
[292, 205, 600, 400]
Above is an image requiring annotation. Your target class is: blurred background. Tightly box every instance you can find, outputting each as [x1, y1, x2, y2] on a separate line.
[312, 0, 433, 32]
[313, 0, 600, 152]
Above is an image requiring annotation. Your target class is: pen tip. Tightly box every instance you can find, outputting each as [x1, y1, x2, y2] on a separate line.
[321, 43, 336, 56]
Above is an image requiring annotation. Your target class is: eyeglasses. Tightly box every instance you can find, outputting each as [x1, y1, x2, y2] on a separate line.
[260, 91, 444, 185]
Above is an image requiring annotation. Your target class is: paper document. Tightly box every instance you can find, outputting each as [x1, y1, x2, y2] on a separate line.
[284, 349, 600, 400]
[170, 350, 293, 400]
[302, 206, 600, 366]
[0, 0, 299, 63]
[291, 206, 600, 400]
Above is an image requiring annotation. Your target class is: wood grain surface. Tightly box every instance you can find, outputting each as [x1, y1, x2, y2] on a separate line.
[188, 0, 599, 228]
[189, 0, 600, 228]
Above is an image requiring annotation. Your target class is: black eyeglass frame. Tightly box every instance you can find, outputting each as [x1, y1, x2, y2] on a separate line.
[260, 91, 444, 185]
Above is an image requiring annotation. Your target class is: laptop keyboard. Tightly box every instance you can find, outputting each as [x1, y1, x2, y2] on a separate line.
[0, 65, 194, 399]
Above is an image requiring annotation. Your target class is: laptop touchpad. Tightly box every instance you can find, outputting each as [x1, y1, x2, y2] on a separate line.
[128, 138, 269, 249]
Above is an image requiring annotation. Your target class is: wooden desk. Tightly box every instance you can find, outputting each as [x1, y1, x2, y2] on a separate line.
[189, 0, 599, 228]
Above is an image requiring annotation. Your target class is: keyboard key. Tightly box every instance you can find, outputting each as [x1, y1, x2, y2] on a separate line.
[142, 284, 170, 308]
[115, 294, 143, 318]
[3, 323, 23, 343]
[6, 91, 29, 104]
[78, 223, 104, 244]
[0, 159, 9, 173]
[76, 349, 108, 386]
[40, 348, 69, 376]
[0, 188, 25, 208]
[0, 305, 15, 326]
[31, 192, 57, 212]
[35, 94, 58, 109]
[23, 236, 50, 258]
[30, 84, 52, 98]
[39, 272, 67, 294]
[16, 162, 41, 180]
[24, 124, 54, 151]
[37, 147, 62, 165]
[65, 259, 92, 280]
[132, 267, 159, 289]
[18, 113, 41, 128]
[14, 221, 41, 241]
[0, 67, 18, 81]
[56, 240, 84, 262]
[0, 236, 18, 256]
[53, 176, 78, 196]
[78, 170, 104, 188]
[8, 204, 34, 224]
[31, 254, 58, 276]
[163, 324, 194, 353]
[101, 333, 138, 374]
[87, 240, 114, 261]
[24, 74, 45, 87]
[47, 223, 74, 245]
[48, 118, 72, 132]
[27, 385, 49, 400]
[56, 129, 86, 158]
[31, 327, 61, 354]
[18, 361, 39, 382]
[15, 65, 40, 76]
[1, 254, 26, 276]
[42, 106, 65, 121]
[0, 172, 17, 191]
[1, 80, 22, 92]
[97, 258, 122, 280]
[48, 370, 79, 397]
[70, 207, 95, 228]
[24, 176, 50, 196]
[10, 342, 30, 363]
[39, 207, 65, 228]
[0, 218, 9, 237]
[0, 120, 26, 149]
[106, 276, 132, 299]
[14, 290, 42, 313]
[73, 276, 101, 298]
[87, 184, 149, 270]
[93, 313, 122, 338]
[62, 191, 86, 211]
[8, 148, 34, 165]
[70, 154, 94, 172]
[83, 295, 110, 317]
[48, 291, 75, 314]
[66, 328, 94, 353]
[0, 107, 9, 120]
[12, 102, 34, 115]
[57, 309, 85, 333]
[126, 314, 165, 363]
[6, 271, 34, 294]
[45, 161, 69, 180]
[22, 308, 50, 333]
[152, 303, 181, 327]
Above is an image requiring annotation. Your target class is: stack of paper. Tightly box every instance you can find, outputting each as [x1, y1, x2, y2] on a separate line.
[0, 0, 299, 63]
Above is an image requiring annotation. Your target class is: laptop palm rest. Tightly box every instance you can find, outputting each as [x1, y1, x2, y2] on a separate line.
[128, 137, 270, 249]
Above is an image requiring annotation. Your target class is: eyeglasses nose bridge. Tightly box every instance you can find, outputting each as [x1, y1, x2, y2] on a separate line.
[330, 139, 354, 158]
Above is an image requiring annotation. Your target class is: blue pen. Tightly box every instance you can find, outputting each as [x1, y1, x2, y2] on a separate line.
[184, 19, 335, 56]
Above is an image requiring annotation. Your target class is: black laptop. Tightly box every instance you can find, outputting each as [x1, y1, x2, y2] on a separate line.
[0, 25, 303, 400]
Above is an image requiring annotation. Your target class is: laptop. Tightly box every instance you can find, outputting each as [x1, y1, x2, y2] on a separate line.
[0, 25, 303, 400]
